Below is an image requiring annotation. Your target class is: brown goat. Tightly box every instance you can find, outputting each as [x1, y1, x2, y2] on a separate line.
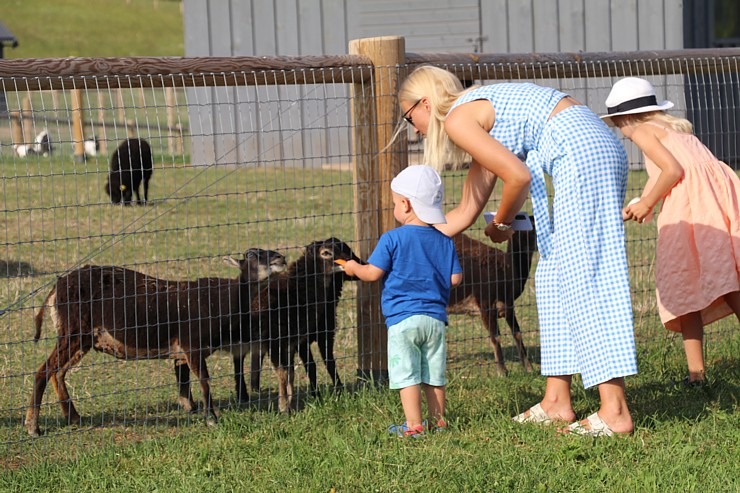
[449, 222, 537, 376]
[250, 238, 360, 413]
[26, 248, 286, 437]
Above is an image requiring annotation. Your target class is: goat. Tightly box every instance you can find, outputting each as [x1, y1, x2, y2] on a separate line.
[84, 137, 100, 158]
[105, 138, 153, 205]
[249, 237, 361, 396]
[25, 248, 286, 437]
[250, 238, 359, 412]
[449, 219, 537, 376]
[33, 129, 52, 156]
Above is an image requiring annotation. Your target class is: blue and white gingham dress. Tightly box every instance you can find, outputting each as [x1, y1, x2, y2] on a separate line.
[452, 84, 637, 388]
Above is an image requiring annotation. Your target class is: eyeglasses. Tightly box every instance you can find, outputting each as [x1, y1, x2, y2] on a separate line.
[403, 99, 422, 125]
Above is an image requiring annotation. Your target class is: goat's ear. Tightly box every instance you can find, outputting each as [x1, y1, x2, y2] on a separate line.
[222, 256, 241, 269]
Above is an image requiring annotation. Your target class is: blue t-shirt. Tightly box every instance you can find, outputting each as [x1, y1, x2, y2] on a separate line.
[368, 225, 462, 327]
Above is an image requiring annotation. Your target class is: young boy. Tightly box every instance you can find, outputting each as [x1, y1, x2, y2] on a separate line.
[342, 165, 463, 437]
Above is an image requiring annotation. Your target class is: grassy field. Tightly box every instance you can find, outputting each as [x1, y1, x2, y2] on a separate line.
[2, 0, 184, 58]
[1, 157, 738, 491]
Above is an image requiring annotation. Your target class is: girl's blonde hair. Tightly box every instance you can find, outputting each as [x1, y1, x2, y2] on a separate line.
[390, 65, 475, 171]
[613, 111, 694, 133]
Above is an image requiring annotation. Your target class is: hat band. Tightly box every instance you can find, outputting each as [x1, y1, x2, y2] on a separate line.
[607, 95, 658, 115]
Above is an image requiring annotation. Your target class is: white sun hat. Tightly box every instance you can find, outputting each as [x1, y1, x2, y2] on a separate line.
[390, 165, 447, 224]
[601, 77, 674, 126]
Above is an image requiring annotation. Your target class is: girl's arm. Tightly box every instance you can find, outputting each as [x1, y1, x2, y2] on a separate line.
[342, 260, 384, 282]
[625, 124, 684, 222]
[438, 100, 531, 240]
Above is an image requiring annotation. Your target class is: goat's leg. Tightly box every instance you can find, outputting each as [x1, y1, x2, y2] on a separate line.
[50, 343, 89, 426]
[483, 308, 508, 376]
[316, 331, 343, 391]
[185, 350, 218, 425]
[249, 347, 266, 392]
[297, 338, 319, 395]
[26, 346, 60, 436]
[232, 354, 250, 403]
[504, 307, 533, 373]
[272, 345, 294, 413]
[173, 360, 197, 412]
[143, 178, 150, 204]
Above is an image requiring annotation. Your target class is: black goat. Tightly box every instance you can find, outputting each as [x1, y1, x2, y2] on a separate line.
[26, 248, 285, 436]
[249, 237, 361, 396]
[250, 238, 360, 412]
[449, 220, 537, 376]
[105, 138, 153, 205]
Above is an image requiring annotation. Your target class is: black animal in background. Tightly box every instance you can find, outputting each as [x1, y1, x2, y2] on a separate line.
[105, 138, 153, 205]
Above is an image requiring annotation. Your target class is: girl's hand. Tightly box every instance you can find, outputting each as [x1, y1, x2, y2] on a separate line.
[484, 223, 515, 243]
[624, 198, 652, 223]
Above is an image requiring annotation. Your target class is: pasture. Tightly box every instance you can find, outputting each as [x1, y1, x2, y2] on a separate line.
[1, 153, 738, 491]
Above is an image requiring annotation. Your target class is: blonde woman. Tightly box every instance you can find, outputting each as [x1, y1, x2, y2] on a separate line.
[397, 65, 636, 436]
[603, 77, 740, 387]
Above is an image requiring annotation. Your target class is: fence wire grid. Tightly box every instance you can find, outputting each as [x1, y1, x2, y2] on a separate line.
[1, 47, 739, 448]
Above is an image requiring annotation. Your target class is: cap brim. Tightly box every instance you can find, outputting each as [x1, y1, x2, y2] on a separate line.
[600, 101, 674, 126]
[410, 199, 447, 224]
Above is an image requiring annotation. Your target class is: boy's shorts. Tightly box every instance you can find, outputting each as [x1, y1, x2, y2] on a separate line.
[387, 314, 447, 390]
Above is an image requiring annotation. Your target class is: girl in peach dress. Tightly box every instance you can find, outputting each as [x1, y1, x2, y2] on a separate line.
[602, 77, 740, 386]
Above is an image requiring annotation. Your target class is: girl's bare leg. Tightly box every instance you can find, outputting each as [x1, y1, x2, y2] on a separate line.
[678, 311, 705, 382]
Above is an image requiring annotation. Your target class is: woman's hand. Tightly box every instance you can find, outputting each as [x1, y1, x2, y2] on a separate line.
[484, 222, 515, 243]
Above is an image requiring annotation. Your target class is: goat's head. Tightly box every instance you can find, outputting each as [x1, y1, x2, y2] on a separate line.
[224, 248, 287, 282]
[104, 174, 130, 204]
[510, 215, 538, 253]
[304, 237, 363, 278]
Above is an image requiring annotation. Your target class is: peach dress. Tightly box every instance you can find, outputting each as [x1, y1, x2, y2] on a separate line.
[643, 122, 740, 331]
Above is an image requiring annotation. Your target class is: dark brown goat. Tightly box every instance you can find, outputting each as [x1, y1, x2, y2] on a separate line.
[26, 248, 286, 437]
[449, 221, 537, 376]
[250, 238, 360, 412]
[249, 237, 362, 396]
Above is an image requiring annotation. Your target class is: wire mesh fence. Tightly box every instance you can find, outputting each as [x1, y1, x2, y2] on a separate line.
[1, 44, 738, 449]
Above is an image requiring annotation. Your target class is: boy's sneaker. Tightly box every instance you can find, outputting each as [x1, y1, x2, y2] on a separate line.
[388, 422, 425, 438]
[429, 419, 448, 433]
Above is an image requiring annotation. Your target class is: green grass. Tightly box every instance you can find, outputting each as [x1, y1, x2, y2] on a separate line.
[2, 0, 184, 58]
[1, 335, 738, 492]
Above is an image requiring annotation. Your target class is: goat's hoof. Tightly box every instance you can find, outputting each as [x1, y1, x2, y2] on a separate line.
[26, 423, 42, 437]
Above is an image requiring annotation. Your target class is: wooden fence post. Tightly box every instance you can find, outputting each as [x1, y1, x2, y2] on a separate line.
[349, 36, 407, 385]
[70, 89, 85, 162]
[9, 110, 23, 148]
[21, 97, 33, 146]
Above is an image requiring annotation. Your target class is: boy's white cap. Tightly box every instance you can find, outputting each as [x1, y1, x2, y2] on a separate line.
[601, 77, 674, 126]
[391, 165, 447, 224]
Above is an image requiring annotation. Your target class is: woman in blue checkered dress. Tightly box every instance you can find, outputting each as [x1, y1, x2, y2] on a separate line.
[397, 65, 636, 436]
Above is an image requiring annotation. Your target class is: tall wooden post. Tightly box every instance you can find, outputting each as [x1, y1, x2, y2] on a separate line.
[21, 97, 33, 146]
[70, 89, 85, 162]
[349, 36, 408, 385]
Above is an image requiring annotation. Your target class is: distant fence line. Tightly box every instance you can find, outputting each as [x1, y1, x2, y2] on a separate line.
[1, 48, 740, 91]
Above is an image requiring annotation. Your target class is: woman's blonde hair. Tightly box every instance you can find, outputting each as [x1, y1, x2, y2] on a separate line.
[389, 65, 475, 171]
[613, 111, 694, 133]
